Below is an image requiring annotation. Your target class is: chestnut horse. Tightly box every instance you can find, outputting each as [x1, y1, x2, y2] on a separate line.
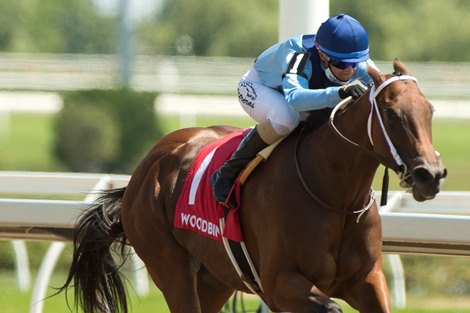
[60, 60, 446, 313]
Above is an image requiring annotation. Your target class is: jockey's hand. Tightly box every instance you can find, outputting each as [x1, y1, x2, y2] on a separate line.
[338, 80, 367, 99]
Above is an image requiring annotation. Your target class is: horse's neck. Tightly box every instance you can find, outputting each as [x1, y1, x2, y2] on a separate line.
[302, 97, 380, 208]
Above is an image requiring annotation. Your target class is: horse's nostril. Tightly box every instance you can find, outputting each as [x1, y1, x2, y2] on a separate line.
[412, 167, 434, 184]
[442, 168, 448, 179]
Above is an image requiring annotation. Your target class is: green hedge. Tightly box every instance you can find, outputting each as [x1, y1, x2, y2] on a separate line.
[54, 88, 163, 173]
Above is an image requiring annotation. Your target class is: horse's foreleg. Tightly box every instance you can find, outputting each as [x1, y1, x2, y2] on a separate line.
[270, 270, 343, 313]
[340, 263, 392, 313]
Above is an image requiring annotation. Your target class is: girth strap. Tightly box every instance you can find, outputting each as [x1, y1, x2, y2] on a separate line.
[218, 136, 287, 300]
[219, 216, 265, 299]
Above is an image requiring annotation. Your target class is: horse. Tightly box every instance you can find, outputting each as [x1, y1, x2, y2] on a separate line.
[59, 59, 447, 313]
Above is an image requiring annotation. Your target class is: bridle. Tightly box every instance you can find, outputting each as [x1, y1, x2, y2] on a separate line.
[294, 75, 418, 221]
[329, 75, 418, 184]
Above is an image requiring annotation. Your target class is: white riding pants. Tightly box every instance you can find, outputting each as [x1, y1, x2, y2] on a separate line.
[237, 67, 301, 136]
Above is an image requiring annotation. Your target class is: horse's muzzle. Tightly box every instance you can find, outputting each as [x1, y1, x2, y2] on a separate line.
[410, 160, 448, 202]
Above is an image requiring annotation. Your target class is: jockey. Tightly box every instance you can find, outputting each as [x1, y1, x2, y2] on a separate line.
[212, 13, 378, 207]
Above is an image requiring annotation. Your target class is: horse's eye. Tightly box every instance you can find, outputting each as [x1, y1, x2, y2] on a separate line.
[384, 108, 398, 121]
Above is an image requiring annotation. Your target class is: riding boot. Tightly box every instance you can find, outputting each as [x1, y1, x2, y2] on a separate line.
[211, 126, 268, 207]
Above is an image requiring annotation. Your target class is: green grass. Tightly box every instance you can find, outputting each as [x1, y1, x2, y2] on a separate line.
[0, 113, 256, 172]
[1, 245, 470, 313]
[0, 270, 171, 313]
[0, 270, 261, 313]
[432, 119, 470, 190]
[0, 113, 64, 172]
[1, 270, 470, 313]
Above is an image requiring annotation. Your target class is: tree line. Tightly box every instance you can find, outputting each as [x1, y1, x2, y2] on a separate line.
[1, 0, 469, 61]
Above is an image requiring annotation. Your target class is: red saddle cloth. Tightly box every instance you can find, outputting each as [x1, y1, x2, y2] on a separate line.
[174, 129, 250, 242]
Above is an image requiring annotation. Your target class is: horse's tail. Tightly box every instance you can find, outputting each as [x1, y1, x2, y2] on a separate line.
[59, 187, 129, 313]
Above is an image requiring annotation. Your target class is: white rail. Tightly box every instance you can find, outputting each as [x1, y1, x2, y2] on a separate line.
[0, 171, 147, 313]
[379, 191, 470, 256]
[0, 171, 129, 241]
[0, 171, 469, 311]
[1, 172, 469, 253]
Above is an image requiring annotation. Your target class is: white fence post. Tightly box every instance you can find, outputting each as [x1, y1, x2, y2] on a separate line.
[130, 248, 149, 296]
[11, 240, 31, 291]
[387, 254, 406, 309]
[29, 242, 66, 313]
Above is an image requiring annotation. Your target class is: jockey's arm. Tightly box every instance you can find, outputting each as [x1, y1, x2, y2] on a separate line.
[282, 73, 341, 112]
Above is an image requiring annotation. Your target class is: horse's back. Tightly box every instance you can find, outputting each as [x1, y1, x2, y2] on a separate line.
[147, 125, 239, 160]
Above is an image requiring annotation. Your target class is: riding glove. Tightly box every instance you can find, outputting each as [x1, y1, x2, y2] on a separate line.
[338, 80, 368, 99]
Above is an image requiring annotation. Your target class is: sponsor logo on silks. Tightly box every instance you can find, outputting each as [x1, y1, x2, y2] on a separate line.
[238, 81, 257, 108]
[180, 213, 220, 238]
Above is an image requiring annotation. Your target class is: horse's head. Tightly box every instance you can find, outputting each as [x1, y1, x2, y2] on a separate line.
[367, 59, 447, 201]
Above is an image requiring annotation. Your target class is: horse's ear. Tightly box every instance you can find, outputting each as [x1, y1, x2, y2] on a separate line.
[367, 64, 385, 86]
[393, 58, 409, 75]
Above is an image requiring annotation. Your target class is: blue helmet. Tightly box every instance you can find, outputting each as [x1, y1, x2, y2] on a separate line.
[315, 14, 369, 63]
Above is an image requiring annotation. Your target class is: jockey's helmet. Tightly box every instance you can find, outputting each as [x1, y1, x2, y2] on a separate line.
[315, 13, 369, 63]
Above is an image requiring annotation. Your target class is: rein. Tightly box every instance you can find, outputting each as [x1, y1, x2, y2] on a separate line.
[294, 128, 375, 222]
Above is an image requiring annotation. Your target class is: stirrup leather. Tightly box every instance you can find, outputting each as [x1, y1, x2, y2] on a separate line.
[239, 136, 286, 184]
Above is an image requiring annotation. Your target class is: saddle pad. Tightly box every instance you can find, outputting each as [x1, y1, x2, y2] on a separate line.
[174, 129, 250, 242]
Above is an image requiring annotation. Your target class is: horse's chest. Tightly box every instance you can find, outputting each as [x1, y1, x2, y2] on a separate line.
[312, 249, 369, 294]
[312, 253, 339, 290]
[334, 231, 379, 284]
[315, 226, 377, 289]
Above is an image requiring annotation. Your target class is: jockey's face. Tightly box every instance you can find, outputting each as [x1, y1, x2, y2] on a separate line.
[329, 63, 357, 82]
[318, 48, 358, 83]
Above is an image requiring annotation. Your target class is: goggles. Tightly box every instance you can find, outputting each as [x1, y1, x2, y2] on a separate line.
[328, 58, 359, 70]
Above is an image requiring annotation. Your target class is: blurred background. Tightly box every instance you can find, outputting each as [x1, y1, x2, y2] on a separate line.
[0, 0, 470, 312]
